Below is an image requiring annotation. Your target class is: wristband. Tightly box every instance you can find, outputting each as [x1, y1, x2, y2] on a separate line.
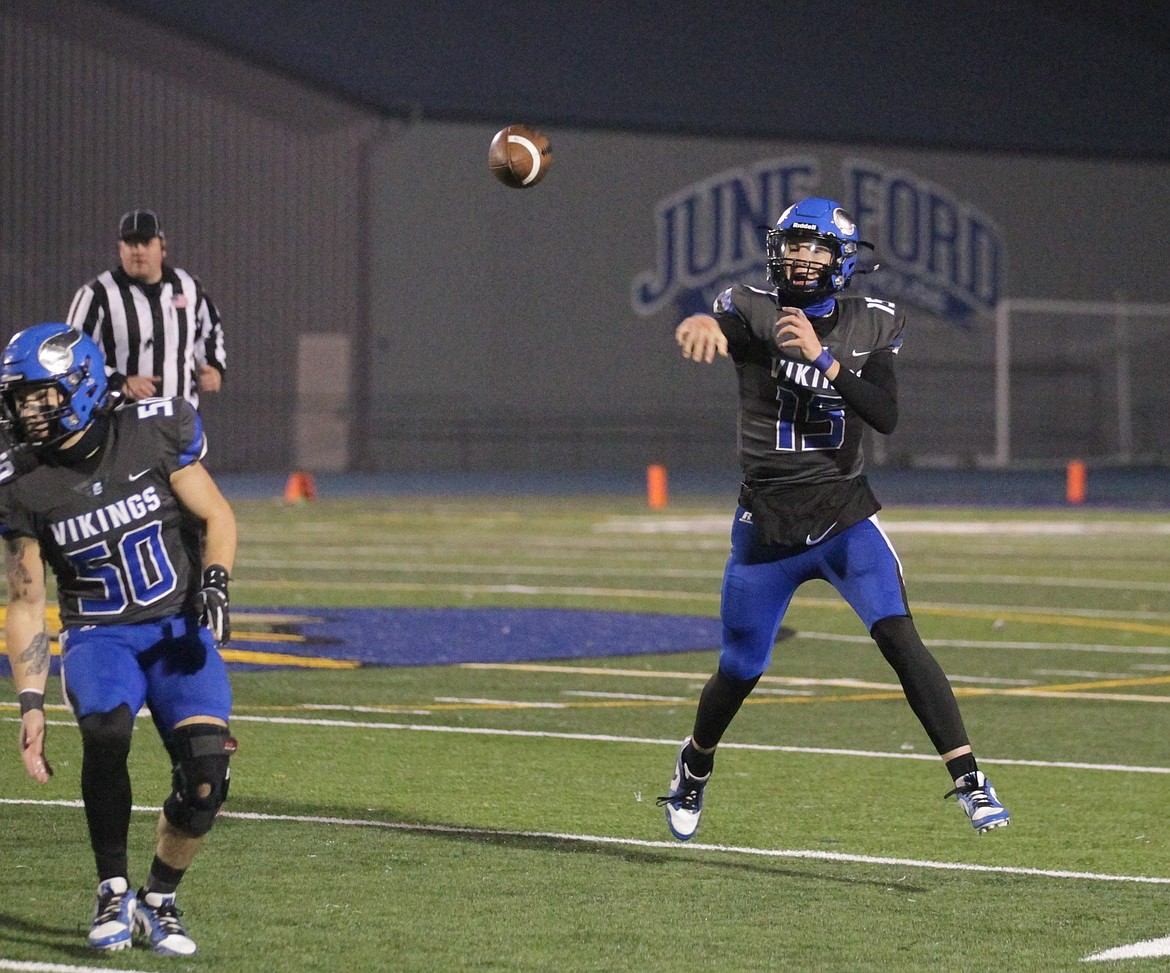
[812, 349, 835, 373]
[18, 689, 44, 716]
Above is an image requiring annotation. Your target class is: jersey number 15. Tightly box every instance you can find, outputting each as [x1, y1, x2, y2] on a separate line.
[775, 388, 845, 451]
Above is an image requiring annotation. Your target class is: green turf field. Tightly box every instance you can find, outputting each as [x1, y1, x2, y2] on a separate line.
[3, 495, 1170, 971]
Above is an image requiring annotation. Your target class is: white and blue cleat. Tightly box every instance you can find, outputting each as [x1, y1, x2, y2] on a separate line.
[88, 877, 136, 951]
[656, 737, 711, 841]
[947, 770, 1011, 833]
[135, 889, 198, 956]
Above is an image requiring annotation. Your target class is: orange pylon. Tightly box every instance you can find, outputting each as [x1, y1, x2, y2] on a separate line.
[1066, 460, 1086, 504]
[647, 464, 668, 509]
[283, 471, 318, 503]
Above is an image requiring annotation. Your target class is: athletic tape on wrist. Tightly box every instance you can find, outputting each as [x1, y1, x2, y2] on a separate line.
[812, 349, 835, 372]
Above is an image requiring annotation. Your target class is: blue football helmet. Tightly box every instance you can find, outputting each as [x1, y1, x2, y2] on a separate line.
[766, 197, 872, 306]
[0, 323, 109, 449]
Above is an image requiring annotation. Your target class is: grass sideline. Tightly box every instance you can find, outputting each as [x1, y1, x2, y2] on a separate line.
[2, 496, 1170, 971]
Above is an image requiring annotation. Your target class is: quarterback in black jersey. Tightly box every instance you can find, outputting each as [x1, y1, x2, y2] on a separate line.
[0, 323, 236, 956]
[658, 198, 1010, 841]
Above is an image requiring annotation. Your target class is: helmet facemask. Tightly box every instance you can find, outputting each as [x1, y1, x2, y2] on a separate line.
[2, 381, 73, 447]
[766, 228, 857, 306]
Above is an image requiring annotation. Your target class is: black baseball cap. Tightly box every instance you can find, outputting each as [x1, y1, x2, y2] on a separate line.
[118, 209, 164, 243]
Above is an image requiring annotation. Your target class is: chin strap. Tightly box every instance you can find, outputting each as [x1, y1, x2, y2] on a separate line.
[45, 414, 109, 467]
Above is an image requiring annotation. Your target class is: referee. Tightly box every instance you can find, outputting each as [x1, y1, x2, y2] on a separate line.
[67, 209, 226, 409]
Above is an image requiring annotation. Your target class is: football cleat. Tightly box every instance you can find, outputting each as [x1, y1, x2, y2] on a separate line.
[656, 737, 711, 841]
[88, 877, 136, 951]
[134, 890, 197, 956]
[945, 770, 1010, 833]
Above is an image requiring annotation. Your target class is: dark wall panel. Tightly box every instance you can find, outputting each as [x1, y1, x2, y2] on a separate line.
[92, 0, 1170, 161]
[1, 0, 371, 471]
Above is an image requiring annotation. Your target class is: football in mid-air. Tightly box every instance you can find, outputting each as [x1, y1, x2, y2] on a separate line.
[488, 125, 553, 188]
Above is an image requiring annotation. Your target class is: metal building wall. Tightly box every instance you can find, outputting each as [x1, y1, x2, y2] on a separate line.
[8, 2, 1169, 480]
[0, 0, 375, 472]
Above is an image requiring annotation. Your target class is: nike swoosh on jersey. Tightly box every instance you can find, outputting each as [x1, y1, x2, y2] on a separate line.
[806, 522, 837, 545]
[129, 468, 152, 481]
[851, 349, 872, 357]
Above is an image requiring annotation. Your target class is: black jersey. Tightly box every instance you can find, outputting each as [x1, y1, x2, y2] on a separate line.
[713, 286, 905, 549]
[0, 397, 207, 627]
[715, 285, 904, 483]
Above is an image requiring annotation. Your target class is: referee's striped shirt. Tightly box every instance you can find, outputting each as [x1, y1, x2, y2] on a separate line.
[67, 265, 226, 410]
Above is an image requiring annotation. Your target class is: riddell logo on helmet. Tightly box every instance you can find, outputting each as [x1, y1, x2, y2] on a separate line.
[791, 222, 818, 230]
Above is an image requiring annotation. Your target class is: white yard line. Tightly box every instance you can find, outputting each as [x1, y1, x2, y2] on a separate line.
[0, 961, 150, 973]
[1084, 935, 1170, 961]
[560, 690, 692, 702]
[905, 638, 1170, 657]
[459, 665, 904, 690]
[742, 688, 815, 697]
[237, 578, 1170, 625]
[432, 697, 567, 709]
[237, 555, 1170, 593]
[216, 715, 1170, 775]
[612, 627, 1170, 658]
[1032, 670, 1137, 680]
[595, 516, 1170, 537]
[3, 797, 1168, 888]
[1009, 692, 1170, 703]
[916, 573, 1170, 592]
[458, 661, 1170, 698]
[300, 703, 435, 715]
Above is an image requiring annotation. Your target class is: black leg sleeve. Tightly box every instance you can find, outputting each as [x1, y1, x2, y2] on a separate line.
[78, 705, 135, 881]
[871, 615, 970, 755]
[691, 667, 761, 750]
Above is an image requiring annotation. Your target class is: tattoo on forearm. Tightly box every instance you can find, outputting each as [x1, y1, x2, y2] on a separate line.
[5, 536, 35, 601]
[16, 631, 50, 676]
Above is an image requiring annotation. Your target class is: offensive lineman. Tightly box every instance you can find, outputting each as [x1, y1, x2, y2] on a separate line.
[1, 323, 236, 956]
[657, 198, 1010, 840]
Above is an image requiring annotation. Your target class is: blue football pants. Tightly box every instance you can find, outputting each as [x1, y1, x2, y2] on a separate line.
[60, 612, 232, 734]
[719, 509, 910, 681]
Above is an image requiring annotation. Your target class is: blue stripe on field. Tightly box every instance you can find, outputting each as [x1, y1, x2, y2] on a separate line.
[0, 608, 723, 675]
[234, 606, 723, 669]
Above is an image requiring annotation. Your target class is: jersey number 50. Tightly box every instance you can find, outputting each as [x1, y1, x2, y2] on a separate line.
[68, 521, 179, 615]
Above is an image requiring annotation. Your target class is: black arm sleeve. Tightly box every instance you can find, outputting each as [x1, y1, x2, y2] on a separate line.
[828, 349, 898, 434]
[715, 312, 752, 361]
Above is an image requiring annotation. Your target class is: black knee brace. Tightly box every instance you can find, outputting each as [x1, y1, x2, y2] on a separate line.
[162, 724, 235, 837]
